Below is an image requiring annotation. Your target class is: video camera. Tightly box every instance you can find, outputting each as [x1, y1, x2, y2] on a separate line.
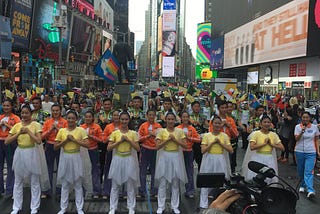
[197, 161, 298, 214]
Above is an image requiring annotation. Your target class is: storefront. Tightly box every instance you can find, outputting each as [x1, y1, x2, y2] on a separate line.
[278, 56, 320, 101]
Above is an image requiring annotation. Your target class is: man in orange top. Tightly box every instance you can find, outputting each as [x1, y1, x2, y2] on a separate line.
[138, 109, 162, 198]
[41, 104, 67, 198]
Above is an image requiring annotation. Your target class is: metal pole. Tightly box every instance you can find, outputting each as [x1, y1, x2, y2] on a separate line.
[58, 0, 63, 66]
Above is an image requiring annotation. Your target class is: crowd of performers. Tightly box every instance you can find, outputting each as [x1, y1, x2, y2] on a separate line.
[0, 92, 319, 214]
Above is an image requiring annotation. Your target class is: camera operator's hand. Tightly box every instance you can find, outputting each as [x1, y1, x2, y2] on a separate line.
[209, 189, 240, 211]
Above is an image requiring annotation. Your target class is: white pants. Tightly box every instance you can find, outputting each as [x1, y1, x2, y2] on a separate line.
[12, 173, 41, 214]
[60, 179, 84, 213]
[157, 177, 180, 211]
[199, 188, 211, 208]
[110, 179, 136, 210]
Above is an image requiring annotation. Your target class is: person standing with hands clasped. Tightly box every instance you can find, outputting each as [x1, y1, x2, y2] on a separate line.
[199, 115, 233, 209]
[294, 111, 320, 199]
[155, 112, 187, 214]
[176, 111, 201, 199]
[242, 114, 284, 185]
[107, 111, 140, 214]
[55, 110, 90, 214]
[5, 104, 49, 214]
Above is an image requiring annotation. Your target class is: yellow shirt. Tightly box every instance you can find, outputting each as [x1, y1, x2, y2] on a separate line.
[250, 130, 280, 153]
[10, 121, 42, 147]
[156, 128, 186, 151]
[201, 132, 230, 154]
[56, 127, 88, 152]
[109, 130, 139, 153]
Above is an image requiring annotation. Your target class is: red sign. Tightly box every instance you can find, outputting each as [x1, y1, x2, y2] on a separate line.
[304, 81, 311, 88]
[298, 63, 307, 76]
[289, 64, 297, 77]
[286, 81, 292, 88]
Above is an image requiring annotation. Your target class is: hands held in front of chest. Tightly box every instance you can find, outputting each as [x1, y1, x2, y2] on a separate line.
[264, 138, 271, 146]
[209, 138, 221, 147]
[19, 127, 30, 135]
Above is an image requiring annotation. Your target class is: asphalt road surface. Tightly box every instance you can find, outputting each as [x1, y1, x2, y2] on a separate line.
[1, 147, 319, 214]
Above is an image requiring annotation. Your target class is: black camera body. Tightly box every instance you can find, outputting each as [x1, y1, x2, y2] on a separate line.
[197, 171, 298, 214]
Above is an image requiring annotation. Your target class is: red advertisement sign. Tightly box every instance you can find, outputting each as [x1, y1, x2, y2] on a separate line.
[298, 63, 307, 76]
[289, 64, 297, 77]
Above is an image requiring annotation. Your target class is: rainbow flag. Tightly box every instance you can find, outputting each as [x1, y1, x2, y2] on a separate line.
[94, 49, 120, 83]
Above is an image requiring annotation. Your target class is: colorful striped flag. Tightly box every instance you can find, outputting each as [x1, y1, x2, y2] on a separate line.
[94, 49, 120, 83]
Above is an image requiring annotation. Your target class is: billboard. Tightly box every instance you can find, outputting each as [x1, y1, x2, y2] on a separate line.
[163, 10, 176, 31]
[196, 22, 211, 63]
[210, 0, 292, 40]
[11, 0, 34, 50]
[157, 15, 163, 52]
[30, 0, 71, 61]
[196, 63, 217, 80]
[94, 0, 114, 30]
[224, 0, 309, 69]
[210, 37, 224, 70]
[71, 16, 95, 62]
[0, 16, 12, 59]
[163, 0, 176, 10]
[162, 56, 175, 77]
[162, 31, 176, 56]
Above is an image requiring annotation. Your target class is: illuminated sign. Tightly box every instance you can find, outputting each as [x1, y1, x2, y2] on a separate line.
[224, 0, 309, 68]
[196, 22, 211, 63]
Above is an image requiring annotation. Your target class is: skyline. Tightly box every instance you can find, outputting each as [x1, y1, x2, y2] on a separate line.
[129, 0, 204, 57]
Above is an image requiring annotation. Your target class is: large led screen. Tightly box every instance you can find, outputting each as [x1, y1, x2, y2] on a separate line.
[196, 22, 211, 63]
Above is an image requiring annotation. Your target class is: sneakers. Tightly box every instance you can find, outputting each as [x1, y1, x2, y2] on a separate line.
[57, 210, 66, 214]
[156, 208, 163, 214]
[280, 158, 288, 163]
[307, 192, 315, 198]
[108, 209, 115, 214]
[185, 194, 194, 198]
[102, 195, 108, 200]
[93, 195, 99, 199]
[172, 208, 180, 214]
[299, 187, 305, 193]
[128, 209, 135, 214]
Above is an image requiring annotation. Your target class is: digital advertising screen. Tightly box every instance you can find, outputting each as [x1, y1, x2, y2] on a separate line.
[196, 22, 212, 64]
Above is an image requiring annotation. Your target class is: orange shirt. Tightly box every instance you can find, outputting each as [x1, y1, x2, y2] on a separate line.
[176, 124, 201, 151]
[138, 121, 162, 150]
[103, 122, 119, 143]
[0, 113, 21, 140]
[80, 123, 103, 150]
[42, 117, 68, 144]
[209, 116, 239, 139]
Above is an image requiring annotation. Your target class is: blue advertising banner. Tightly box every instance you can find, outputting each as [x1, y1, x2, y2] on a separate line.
[11, 0, 33, 50]
[0, 16, 12, 59]
[163, 0, 176, 10]
[210, 37, 224, 70]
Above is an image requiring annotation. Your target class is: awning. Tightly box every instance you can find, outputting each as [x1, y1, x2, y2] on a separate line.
[0, 15, 12, 60]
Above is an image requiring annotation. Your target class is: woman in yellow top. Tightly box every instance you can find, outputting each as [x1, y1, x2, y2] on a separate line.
[155, 112, 187, 214]
[5, 104, 49, 214]
[107, 111, 140, 214]
[242, 114, 284, 184]
[199, 115, 233, 209]
[55, 110, 89, 214]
